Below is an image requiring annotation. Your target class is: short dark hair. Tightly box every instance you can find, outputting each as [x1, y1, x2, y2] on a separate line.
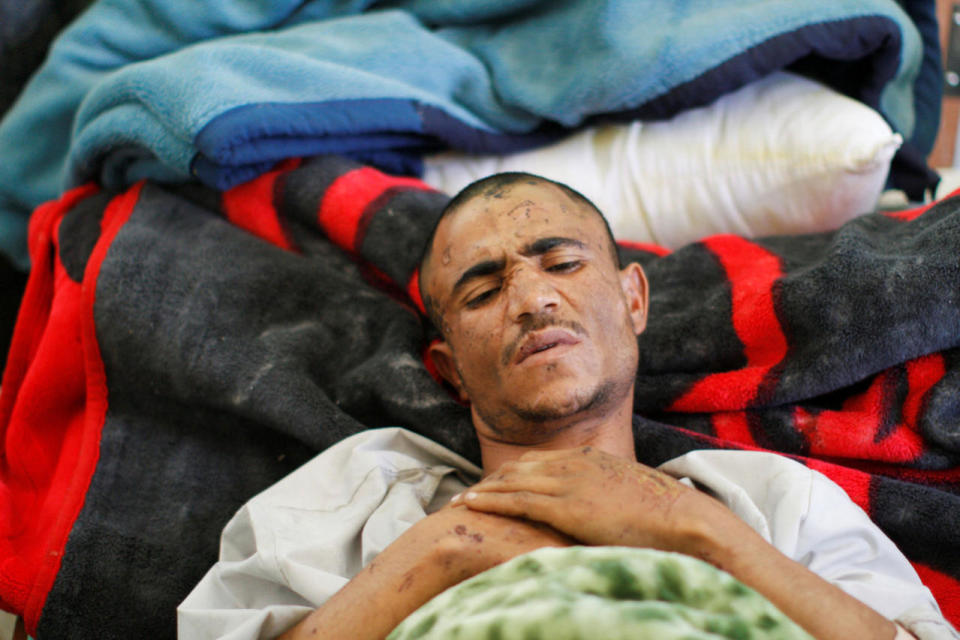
[419, 172, 620, 329]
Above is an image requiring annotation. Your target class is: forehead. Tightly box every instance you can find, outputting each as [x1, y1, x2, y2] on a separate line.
[440, 182, 604, 255]
[426, 181, 609, 288]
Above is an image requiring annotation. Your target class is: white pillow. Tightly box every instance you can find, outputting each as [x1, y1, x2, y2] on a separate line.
[422, 71, 901, 248]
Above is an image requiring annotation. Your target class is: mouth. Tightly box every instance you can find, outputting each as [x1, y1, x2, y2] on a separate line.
[514, 328, 582, 365]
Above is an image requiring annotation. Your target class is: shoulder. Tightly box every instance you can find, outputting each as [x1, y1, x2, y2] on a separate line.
[657, 449, 816, 538]
[225, 428, 479, 556]
[240, 427, 480, 515]
[178, 429, 479, 638]
[656, 449, 880, 548]
[657, 450, 947, 627]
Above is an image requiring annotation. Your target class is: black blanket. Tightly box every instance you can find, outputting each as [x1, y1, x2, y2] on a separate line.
[0, 156, 957, 638]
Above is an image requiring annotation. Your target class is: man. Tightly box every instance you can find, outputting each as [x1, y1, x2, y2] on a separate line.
[178, 174, 954, 639]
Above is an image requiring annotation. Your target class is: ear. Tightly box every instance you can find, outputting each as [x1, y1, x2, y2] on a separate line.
[619, 262, 649, 335]
[428, 339, 470, 402]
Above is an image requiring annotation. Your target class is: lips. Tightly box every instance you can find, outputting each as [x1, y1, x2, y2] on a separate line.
[514, 328, 582, 365]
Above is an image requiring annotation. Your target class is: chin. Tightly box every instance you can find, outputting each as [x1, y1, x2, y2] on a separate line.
[510, 381, 610, 424]
[471, 381, 597, 437]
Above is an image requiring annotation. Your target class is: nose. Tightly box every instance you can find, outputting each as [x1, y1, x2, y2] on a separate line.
[505, 266, 560, 321]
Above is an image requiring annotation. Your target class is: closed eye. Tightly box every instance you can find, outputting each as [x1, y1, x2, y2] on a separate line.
[466, 287, 500, 308]
[546, 260, 582, 273]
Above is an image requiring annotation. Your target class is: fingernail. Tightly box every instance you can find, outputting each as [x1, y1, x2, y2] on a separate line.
[450, 493, 461, 502]
[465, 492, 478, 500]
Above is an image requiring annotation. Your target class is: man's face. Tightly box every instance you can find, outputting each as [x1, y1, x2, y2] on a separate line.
[424, 180, 648, 443]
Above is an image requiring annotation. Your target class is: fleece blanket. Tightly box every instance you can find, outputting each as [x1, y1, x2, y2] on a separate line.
[1, 155, 958, 639]
[0, 0, 943, 269]
[388, 546, 814, 640]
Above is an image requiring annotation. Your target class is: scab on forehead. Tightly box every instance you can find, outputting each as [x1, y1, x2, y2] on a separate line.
[505, 199, 535, 221]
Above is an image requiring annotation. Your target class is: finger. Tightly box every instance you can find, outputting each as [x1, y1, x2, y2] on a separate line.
[483, 458, 548, 479]
[460, 489, 556, 524]
[484, 455, 593, 484]
[514, 448, 634, 482]
[469, 472, 565, 497]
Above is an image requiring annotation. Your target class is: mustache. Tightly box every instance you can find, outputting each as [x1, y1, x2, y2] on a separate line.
[501, 315, 587, 366]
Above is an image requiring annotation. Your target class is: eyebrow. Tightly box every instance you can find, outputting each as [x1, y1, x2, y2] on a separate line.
[521, 236, 585, 257]
[452, 258, 506, 295]
[451, 236, 586, 295]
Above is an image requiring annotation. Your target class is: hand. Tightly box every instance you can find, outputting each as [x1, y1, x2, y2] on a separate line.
[452, 446, 747, 560]
[452, 447, 903, 640]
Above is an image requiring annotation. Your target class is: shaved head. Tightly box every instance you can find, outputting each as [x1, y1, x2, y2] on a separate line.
[420, 172, 620, 330]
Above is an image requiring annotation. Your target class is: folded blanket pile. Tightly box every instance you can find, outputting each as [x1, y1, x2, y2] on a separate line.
[0, 156, 957, 638]
[0, 0, 942, 268]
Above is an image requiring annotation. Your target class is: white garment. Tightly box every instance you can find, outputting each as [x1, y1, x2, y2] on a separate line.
[178, 428, 957, 639]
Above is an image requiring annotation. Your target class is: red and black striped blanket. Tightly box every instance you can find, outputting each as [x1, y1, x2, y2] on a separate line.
[1, 155, 957, 638]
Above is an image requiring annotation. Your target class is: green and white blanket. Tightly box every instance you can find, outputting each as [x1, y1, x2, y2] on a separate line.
[389, 546, 813, 640]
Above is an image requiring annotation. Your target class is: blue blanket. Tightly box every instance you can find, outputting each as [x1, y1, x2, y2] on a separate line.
[0, 0, 940, 268]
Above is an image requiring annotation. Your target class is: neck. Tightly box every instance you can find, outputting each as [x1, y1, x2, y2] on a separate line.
[474, 398, 636, 476]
